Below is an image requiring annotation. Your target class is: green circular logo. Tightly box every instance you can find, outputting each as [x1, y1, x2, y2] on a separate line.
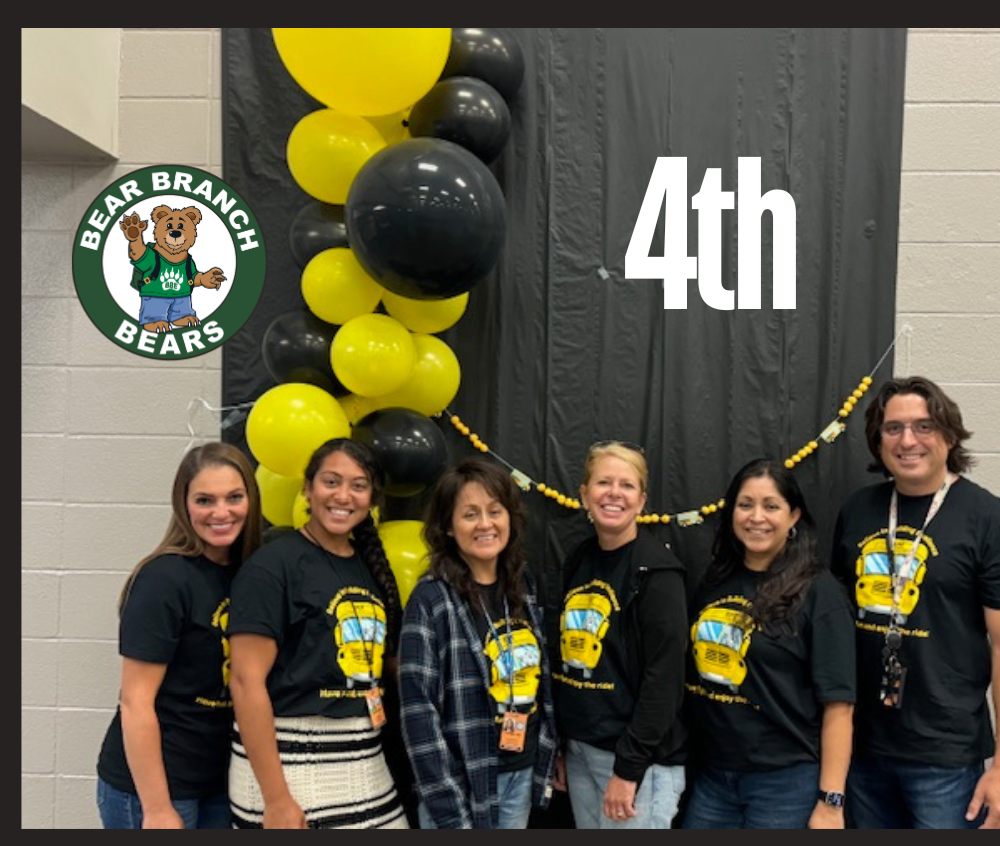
[72, 165, 266, 360]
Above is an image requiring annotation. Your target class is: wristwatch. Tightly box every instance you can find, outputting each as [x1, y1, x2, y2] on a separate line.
[817, 789, 845, 809]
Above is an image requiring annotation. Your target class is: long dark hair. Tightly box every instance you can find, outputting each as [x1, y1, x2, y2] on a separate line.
[864, 375, 974, 475]
[119, 442, 263, 613]
[304, 437, 403, 654]
[705, 458, 821, 634]
[422, 457, 530, 616]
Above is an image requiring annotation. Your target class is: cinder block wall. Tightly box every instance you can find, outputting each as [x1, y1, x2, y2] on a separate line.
[22, 28, 224, 829]
[896, 28, 1000, 495]
[21, 27, 1000, 829]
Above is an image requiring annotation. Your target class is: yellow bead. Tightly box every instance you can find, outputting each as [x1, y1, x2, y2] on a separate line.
[708, 504, 717, 513]
[862, 376, 873, 386]
[718, 499, 726, 508]
[661, 514, 671, 524]
[852, 389, 863, 399]
[785, 459, 794, 468]
[537, 483, 547, 493]
[809, 441, 818, 450]
[555, 495, 565, 505]
[839, 408, 849, 418]
[479, 443, 489, 452]
[649, 514, 660, 523]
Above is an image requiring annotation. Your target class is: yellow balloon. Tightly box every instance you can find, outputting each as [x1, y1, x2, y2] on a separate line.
[286, 108, 386, 204]
[246, 383, 351, 477]
[273, 28, 451, 116]
[381, 290, 469, 334]
[365, 109, 412, 146]
[255, 464, 304, 527]
[292, 490, 309, 530]
[364, 334, 461, 417]
[331, 313, 416, 397]
[377, 519, 430, 607]
[338, 392, 384, 425]
[302, 247, 383, 325]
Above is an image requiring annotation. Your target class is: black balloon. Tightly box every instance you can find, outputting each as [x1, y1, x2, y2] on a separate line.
[288, 202, 348, 269]
[352, 407, 449, 498]
[261, 309, 349, 397]
[345, 138, 507, 301]
[408, 76, 511, 164]
[441, 28, 525, 104]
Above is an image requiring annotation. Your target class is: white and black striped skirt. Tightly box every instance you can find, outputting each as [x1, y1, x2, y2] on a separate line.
[229, 714, 409, 829]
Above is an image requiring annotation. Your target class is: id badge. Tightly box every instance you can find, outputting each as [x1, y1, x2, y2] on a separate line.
[365, 687, 386, 728]
[499, 710, 528, 752]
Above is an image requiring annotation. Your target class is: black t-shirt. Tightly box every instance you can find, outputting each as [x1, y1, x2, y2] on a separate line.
[684, 566, 856, 771]
[228, 531, 389, 719]
[469, 581, 541, 773]
[832, 476, 1000, 766]
[97, 554, 235, 799]
[553, 541, 637, 750]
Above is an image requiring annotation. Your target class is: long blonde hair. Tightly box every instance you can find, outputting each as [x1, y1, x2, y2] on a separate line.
[118, 442, 262, 613]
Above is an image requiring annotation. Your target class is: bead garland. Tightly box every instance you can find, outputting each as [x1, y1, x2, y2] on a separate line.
[443, 357, 890, 529]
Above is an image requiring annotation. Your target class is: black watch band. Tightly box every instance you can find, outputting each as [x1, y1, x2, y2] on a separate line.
[817, 789, 845, 808]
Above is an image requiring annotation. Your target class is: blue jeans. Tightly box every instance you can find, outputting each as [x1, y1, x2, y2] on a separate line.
[565, 739, 686, 829]
[846, 756, 986, 829]
[139, 294, 196, 326]
[97, 778, 232, 829]
[680, 762, 820, 829]
[417, 766, 534, 829]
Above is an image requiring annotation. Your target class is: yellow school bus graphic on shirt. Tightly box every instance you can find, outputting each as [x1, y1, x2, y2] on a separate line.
[334, 600, 387, 687]
[691, 606, 754, 693]
[855, 537, 928, 623]
[485, 626, 542, 713]
[560, 589, 613, 678]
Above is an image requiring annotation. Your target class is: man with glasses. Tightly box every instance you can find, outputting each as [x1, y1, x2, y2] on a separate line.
[831, 375, 1000, 829]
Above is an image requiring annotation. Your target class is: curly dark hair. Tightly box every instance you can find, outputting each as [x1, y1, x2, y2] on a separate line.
[304, 438, 403, 655]
[863, 375, 974, 475]
[705, 458, 822, 634]
[422, 457, 531, 616]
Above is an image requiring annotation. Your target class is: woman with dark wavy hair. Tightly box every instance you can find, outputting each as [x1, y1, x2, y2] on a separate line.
[681, 458, 856, 829]
[398, 457, 559, 828]
[227, 437, 408, 829]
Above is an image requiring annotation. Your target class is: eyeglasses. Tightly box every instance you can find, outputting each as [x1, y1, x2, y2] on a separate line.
[879, 419, 938, 439]
[589, 440, 645, 455]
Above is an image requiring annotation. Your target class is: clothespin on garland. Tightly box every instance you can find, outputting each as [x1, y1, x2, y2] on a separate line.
[440, 328, 907, 528]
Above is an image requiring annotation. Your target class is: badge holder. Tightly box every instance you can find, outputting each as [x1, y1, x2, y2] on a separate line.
[365, 687, 387, 728]
[879, 628, 906, 710]
[499, 710, 528, 752]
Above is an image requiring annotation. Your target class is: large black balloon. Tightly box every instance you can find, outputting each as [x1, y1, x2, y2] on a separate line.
[352, 407, 449, 498]
[441, 28, 525, 104]
[288, 202, 348, 269]
[345, 138, 507, 301]
[408, 76, 511, 164]
[261, 309, 349, 397]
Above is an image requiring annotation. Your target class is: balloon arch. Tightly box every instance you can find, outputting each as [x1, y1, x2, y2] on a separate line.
[248, 28, 525, 603]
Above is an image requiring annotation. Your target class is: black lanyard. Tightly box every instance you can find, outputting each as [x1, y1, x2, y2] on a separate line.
[479, 591, 515, 709]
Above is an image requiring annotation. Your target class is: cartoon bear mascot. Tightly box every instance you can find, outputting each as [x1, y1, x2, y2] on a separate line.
[120, 205, 226, 333]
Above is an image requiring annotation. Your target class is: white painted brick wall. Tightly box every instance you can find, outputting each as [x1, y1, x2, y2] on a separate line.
[20, 26, 1000, 829]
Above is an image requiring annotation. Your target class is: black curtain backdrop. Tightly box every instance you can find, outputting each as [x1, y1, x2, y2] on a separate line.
[221, 26, 905, 624]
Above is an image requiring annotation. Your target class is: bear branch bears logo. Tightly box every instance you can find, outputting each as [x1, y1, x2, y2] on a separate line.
[72, 165, 266, 360]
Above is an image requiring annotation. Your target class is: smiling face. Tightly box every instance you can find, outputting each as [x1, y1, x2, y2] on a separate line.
[732, 475, 801, 571]
[304, 450, 373, 552]
[186, 464, 250, 565]
[580, 455, 647, 548]
[451, 481, 510, 580]
[879, 393, 952, 496]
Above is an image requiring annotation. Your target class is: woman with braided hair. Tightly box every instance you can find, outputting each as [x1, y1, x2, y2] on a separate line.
[227, 437, 409, 829]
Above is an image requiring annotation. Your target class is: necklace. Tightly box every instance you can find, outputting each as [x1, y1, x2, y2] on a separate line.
[300, 523, 352, 557]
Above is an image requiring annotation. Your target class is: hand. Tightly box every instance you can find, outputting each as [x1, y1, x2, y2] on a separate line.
[263, 795, 309, 829]
[141, 805, 185, 829]
[966, 764, 1000, 828]
[808, 801, 845, 830]
[120, 213, 147, 242]
[602, 774, 637, 822]
[193, 268, 226, 290]
[552, 751, 568, 792]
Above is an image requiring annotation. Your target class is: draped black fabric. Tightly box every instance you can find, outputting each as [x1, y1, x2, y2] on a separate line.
[222, 27, 905, 613]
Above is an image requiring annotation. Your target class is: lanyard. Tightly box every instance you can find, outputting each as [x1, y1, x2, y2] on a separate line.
[479, 592, 515, 709]
[886, 472, 954, 628]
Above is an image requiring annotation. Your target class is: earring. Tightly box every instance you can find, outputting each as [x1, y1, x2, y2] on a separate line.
[586, 511, 594, 524]
[788, 526, 798, 540]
